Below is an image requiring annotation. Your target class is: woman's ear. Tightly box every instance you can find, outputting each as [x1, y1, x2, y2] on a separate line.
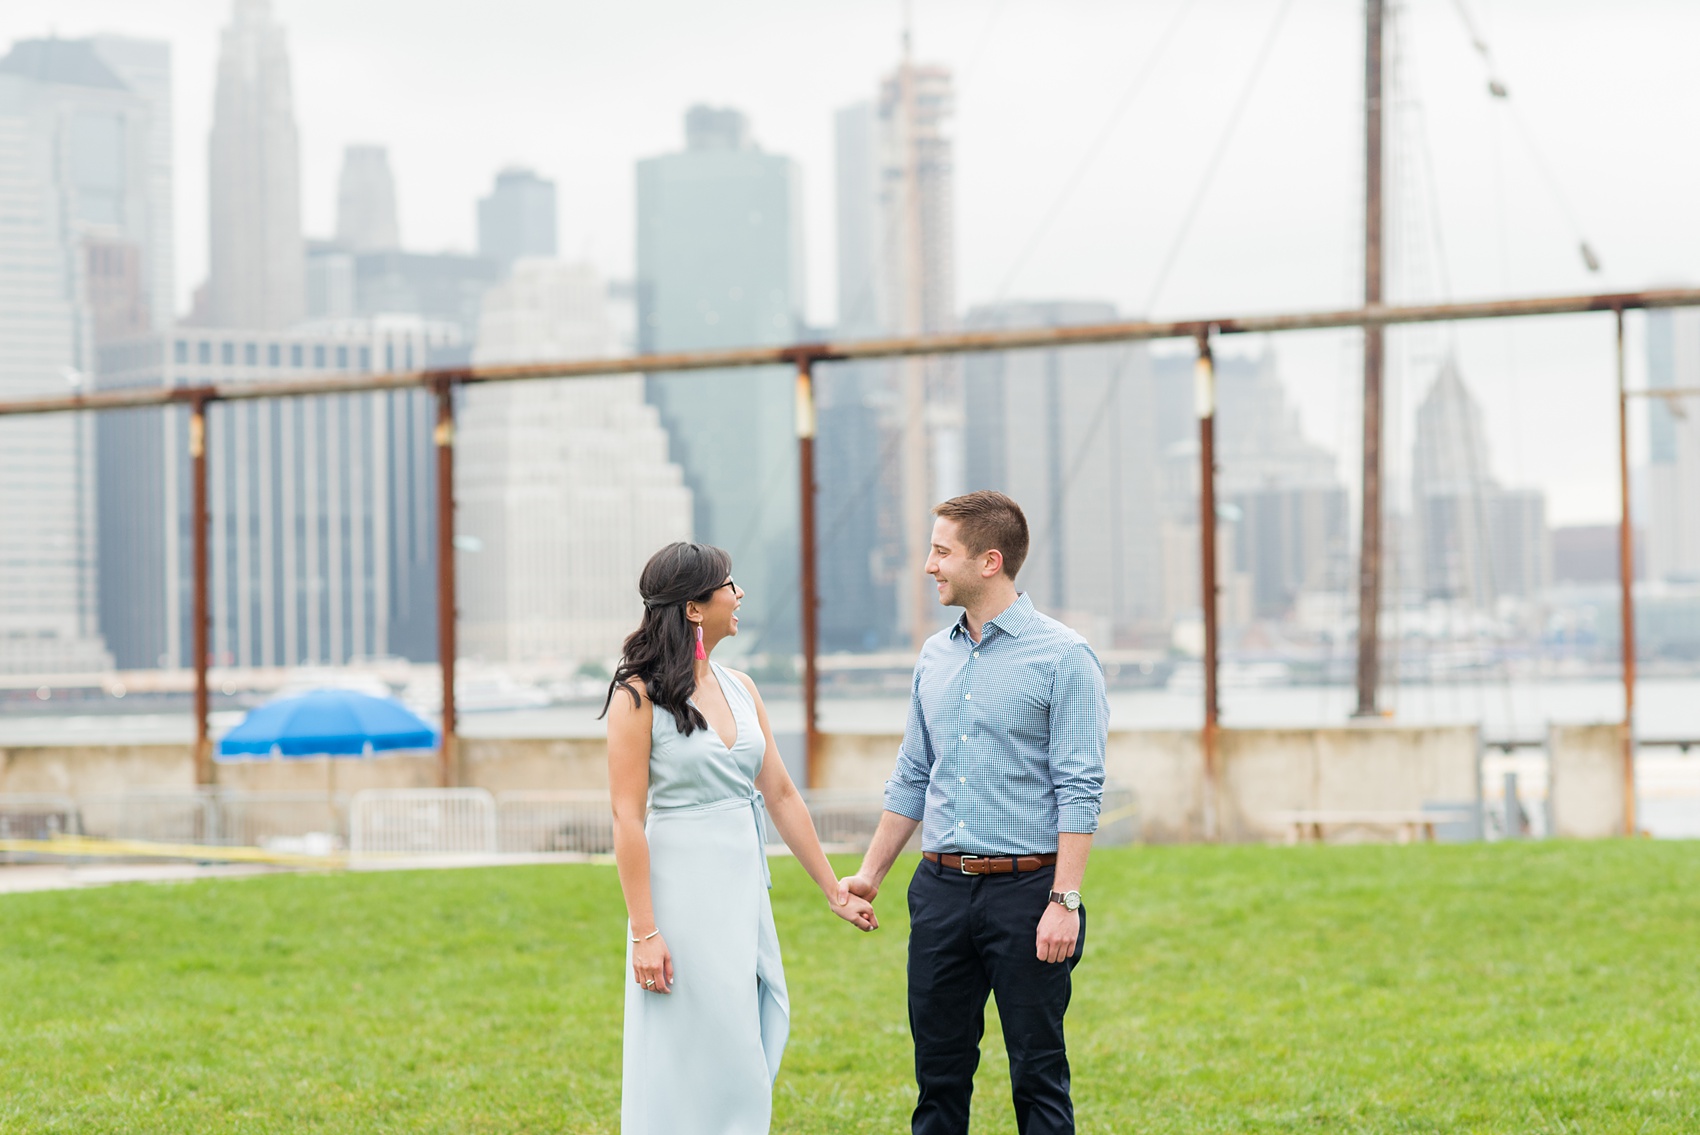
[684, 602, 701, 625]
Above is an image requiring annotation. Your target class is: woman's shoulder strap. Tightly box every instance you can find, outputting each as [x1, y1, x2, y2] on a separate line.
[713, 661, 758, 709]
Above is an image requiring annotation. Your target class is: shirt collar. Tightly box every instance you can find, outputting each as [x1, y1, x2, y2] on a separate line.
[950, 592, 1035, 641]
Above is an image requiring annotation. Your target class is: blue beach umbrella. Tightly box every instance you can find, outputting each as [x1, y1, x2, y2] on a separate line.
[218, 689, 438, 758]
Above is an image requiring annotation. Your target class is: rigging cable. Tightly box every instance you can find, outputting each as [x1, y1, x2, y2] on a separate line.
[1451, 0, 1540, 738]
[1141, 0, 1302, 316]
[957, 0, 1011, 89]
[1449, 0, 1602, 277]
[1029, 0, 1303, 635]
[988, 0, 1200, 304]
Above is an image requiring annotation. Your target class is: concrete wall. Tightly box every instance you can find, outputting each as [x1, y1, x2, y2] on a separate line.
[814, 725, 1479, 844]
[1218, 726, 1479, 843]
[214, 752, 439, 794]
[811, 733, 903, 792]
[1106, 731, 1206, 843]
[1, 738, 610, 799]
[460, 737, 607, 792]
[1548, 723, 1626, 839]
[18, 725, 1643, 846]
[0, 744, 193, 797]
[213, 738, 610, 795]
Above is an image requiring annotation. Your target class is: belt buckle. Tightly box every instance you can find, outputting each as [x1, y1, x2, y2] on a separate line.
[958, 854, 982, 875]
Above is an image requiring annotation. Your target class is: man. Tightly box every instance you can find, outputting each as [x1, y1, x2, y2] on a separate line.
[843, 490, 1108, 1135]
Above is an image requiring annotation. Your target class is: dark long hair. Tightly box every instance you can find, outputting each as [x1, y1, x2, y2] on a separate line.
[600, 541, 732, 735]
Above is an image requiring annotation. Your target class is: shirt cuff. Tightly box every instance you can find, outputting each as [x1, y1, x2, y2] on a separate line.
[883, 781, 926, 822]
[1057, 803, 1100, 834]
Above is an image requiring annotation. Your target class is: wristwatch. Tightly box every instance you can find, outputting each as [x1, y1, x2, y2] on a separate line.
[1049, 889, 1081, 912]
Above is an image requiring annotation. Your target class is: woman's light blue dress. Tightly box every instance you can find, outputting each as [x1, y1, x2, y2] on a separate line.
[622, 661, 789, 1135]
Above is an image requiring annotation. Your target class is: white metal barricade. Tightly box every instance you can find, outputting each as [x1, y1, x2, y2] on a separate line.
[792, 790, 895, 851]
[495, 790, 614, 854]
[349, 788, 498, 856]
[0, 794, 81, 840]
[218, 792, 347, 854]
[77, 792, 218, 844]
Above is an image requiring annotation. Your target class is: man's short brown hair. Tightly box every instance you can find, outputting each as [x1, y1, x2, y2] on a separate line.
[933, 491, 1030, 580]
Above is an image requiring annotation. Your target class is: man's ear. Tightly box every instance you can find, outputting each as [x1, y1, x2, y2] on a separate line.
[982, 549, 1004, 579]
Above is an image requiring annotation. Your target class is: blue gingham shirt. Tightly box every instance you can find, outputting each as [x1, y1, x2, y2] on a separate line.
[883, 593, 1108, 855]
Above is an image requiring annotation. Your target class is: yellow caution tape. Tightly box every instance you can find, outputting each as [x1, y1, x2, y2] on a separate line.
[0, 834, 345, 868]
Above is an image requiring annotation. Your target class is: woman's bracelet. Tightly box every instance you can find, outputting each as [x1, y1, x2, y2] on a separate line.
[629, 927, 661, 943]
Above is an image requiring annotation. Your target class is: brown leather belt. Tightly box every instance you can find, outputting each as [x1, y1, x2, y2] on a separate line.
[923, 851, 1057, 875]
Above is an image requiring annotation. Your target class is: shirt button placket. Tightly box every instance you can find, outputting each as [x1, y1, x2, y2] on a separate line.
[959, 647, 972, 844]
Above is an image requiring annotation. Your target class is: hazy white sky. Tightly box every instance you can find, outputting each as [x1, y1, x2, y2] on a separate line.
[9, 0, 1699, 525]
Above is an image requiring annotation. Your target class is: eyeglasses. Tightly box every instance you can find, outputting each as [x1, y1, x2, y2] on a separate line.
[698, 578, 736, 600]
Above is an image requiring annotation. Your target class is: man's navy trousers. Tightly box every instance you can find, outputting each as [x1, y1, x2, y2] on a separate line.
[906, 856, 1085, 1135]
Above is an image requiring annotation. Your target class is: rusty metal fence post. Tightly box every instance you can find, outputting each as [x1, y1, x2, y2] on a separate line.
[1615, 308, 1637, 836]
[190, 395, 212, 785]
[434, 378, 459, 788]
[1356, 0, 1388, 719]
[1195, 327, 1220, 841]
[795, 355, 822, 788]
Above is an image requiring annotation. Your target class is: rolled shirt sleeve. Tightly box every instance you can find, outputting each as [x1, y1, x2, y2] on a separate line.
[1048, 643, 1108, 833]
[883, 666, 933, 821]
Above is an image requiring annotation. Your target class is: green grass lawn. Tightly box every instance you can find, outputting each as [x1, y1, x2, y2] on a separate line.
[4, 842, 1700, 1133]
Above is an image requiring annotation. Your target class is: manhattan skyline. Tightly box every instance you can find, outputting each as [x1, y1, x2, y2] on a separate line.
[1, 0, 1696, 533]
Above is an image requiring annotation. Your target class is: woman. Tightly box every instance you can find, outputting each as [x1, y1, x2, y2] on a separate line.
[603, 542, 876, 1134]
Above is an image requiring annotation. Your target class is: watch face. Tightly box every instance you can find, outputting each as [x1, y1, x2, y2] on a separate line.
[1065, 891, 1081, 911]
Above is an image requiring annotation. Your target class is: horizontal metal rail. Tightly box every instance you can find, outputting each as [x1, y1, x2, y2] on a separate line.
[1626, 386, 1700, 399]
[1, 287, 1697, 418]
[1486, 737, 1700, 752]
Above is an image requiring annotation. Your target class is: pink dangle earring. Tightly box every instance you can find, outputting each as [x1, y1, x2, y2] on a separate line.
[694, 624, 707, 661]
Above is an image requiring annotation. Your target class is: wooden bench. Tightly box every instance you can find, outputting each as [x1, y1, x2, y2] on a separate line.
[1267, 809, 1476, 845]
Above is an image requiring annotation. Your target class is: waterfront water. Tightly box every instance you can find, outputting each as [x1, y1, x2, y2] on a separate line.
[0, 676, 1692, 745]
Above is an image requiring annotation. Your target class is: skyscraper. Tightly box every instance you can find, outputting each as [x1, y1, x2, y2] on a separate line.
[0, 37, 165, 673]
[1645, 308, 1700, 582]
[304, 248, 502, 342]
[93, 319, 458, 669]
[1411, 358, 1550, 604]
[458, 260, 692, 665]
[964, 301, 1162, 646]
[1209, 348, 1347, 619]
[477, 168, 557, 268]
[820, 101, 898, 651]
[876, 62, 956, 341]
[835, 55, 960, 649]
[86, 34, 174, 330]
[834, 101, 888, 339]
[206, 0, 304, 330]
[636, 106, 805, 652]
[335, 144, 400, 252]
[1153, 348, 1349, 627]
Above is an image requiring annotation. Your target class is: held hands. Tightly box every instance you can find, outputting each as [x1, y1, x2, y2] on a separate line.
[830, 877, 879, 931]
[632, 931, 674, 994]
[1035, 902, 1080, 964]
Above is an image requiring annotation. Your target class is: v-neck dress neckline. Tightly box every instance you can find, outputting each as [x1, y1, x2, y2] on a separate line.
[690, 661, 740, 752]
